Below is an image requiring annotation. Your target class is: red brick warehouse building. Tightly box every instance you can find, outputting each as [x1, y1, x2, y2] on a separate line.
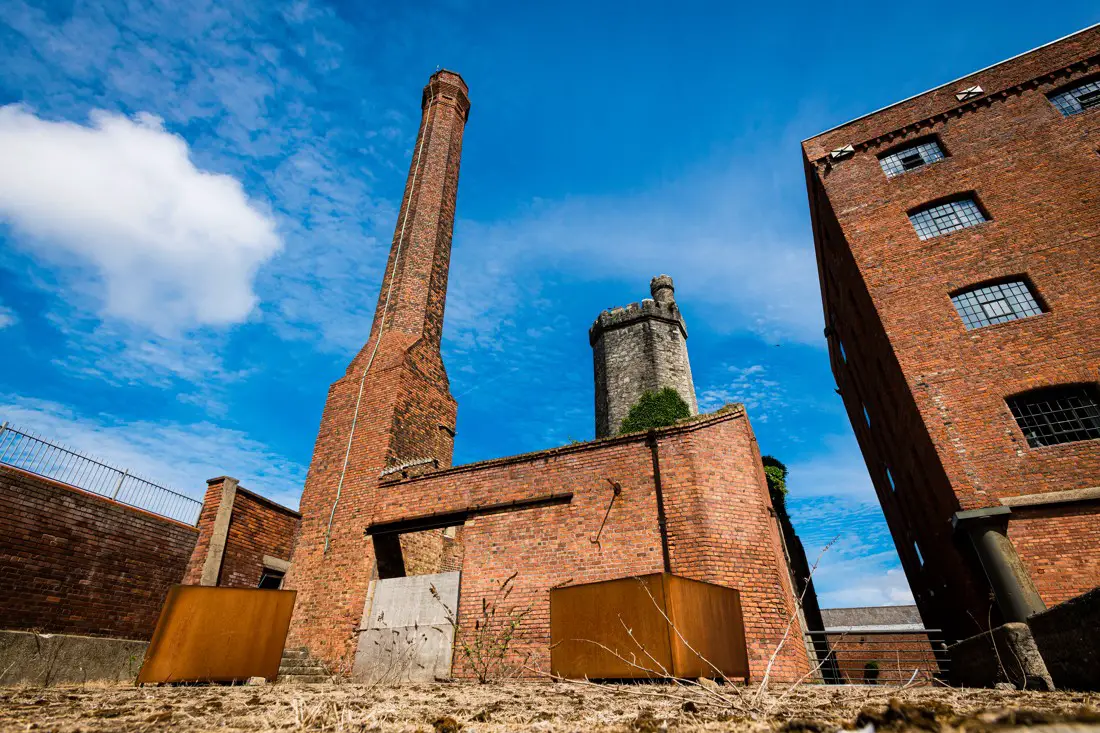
[802, 25, 1099, 645]
[273, 70, 815, 682]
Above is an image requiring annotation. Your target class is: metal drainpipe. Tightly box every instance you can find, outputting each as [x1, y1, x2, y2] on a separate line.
[952, 506, 1046, 623]
[646, 430, 672, 574]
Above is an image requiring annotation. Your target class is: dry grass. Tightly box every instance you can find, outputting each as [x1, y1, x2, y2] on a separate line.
[1, 681, 1098, 732]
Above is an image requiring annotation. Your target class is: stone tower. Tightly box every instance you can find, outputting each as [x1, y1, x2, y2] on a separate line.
[282, 70, 469, 673]
[590, 275, 699, 438]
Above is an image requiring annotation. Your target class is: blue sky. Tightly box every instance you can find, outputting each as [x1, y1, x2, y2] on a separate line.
[1, 0, 1096, 608]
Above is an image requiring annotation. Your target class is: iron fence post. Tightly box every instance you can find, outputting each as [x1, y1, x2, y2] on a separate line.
[111, 469, 129, 500]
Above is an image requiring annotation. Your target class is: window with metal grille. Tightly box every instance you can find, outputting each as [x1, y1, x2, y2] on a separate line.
[879, 139, 945, 177]
[908, 197, 987, 240]
[1007, 385, 1100, 448]
[1048, 78, 1100, 116]
[950, 279, 1044, 329]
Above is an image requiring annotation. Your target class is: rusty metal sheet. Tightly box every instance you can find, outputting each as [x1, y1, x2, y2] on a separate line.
[137, 585, 296, 684]
[551, 574, 671, 679]
[664, 574, 749, 679]
[550, 573, 748, 680]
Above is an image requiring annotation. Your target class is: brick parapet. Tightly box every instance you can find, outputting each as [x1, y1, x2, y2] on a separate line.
[803, 24, 1100, 160]
[0, 465, 196, 640]
[380, 405, 745, 492]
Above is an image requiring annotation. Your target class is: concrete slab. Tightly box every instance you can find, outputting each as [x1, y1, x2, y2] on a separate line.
[0, 629, 147, 686]
[353, 571, 459, 683]
[1028, 587, 1100, 691]
[948, 622, 1053, 690]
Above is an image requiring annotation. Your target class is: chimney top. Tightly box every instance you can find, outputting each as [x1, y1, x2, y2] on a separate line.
[423, 69, 470, 119]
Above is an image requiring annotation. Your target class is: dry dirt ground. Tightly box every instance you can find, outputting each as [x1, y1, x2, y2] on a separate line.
[1, 681, 1098, 732]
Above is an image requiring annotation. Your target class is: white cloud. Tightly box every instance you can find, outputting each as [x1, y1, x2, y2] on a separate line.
[816, 566, 915, 608]
[448, 169, 824, 350]
[780, 430, 915, 608]
[0, 304, 16, 329]
[697, 362, 785, 420]
[0, 105, 282, 332]
[0, 394, 306, 510]
[787, 432, 876, 502]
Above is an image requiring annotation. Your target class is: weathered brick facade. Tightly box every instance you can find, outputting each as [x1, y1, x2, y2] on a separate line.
[0, 465, 197, 640]
[803, 26, 1100, 642]
[281, 70, 468, 672]
[280, 69, 810, 682]
[591, 275, 699, 438]
[372, 408, 810, 681]
[1009, 503, 1100, 607]
[183, 477, 300, 588]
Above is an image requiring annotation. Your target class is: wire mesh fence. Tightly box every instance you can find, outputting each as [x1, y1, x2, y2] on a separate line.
[0, 421, 202, 525]
[806, 629, 950, 685]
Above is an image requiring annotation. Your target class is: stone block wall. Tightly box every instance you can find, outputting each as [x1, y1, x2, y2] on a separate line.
[590, 276, 698, 438]
[0, 465, 197, 640]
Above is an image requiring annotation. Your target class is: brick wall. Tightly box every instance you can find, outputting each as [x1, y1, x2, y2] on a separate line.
[0, 465, 196, 640]
[803, 26, 1100, 640]
[374, 408, 811, 682]
[825, 632, 939, 684]
[1009, 502, 1100, 607]
[183, 479, 300, 588]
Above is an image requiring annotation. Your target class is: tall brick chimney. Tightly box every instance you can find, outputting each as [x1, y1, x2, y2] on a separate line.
[283, 70, 470, 673]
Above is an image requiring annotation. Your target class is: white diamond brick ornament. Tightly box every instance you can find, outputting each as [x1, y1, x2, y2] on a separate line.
[955, 85, 983, 101]
[829, 144, 855, 160]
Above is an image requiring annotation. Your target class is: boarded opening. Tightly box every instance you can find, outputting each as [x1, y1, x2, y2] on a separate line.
[353, 571, 459, 683]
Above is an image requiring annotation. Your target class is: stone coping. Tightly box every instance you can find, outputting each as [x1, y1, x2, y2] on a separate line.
[382, 404, 747, 487]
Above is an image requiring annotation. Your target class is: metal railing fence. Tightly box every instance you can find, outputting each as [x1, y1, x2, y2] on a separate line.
[0, 422, 202, 525]
[806, 629, 950, 685]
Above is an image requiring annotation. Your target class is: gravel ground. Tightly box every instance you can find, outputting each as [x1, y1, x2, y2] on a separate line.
[1, 681, 1099, 732]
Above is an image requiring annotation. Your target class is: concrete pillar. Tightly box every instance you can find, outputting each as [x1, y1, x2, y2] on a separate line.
[953, 506, 1046, 623]
[199, 476, 239, 587]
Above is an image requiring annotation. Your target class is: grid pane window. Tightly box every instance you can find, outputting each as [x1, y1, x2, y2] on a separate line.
[879, 140, 946, 177]
[909, 198, 986, 240]
[1007, 385, 1100, 448]
[1048, 79, 1100, 116]
[950, 280, 1043, 329]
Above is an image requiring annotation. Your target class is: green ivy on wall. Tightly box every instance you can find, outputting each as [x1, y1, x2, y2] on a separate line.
[618, 387, 691, 435]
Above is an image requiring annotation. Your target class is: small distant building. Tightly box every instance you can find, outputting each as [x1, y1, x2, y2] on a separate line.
[802, 24, 1100, 645]
[590, 275, 699, 438]
[820, 606, 939, 684]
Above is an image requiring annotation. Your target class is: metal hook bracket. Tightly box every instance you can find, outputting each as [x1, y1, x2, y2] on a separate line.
[591, 479, 622, 550]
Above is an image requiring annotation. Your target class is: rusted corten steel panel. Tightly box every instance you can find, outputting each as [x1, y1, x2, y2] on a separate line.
[137, 585, 296, 684]
[550, 573, 748, 680]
